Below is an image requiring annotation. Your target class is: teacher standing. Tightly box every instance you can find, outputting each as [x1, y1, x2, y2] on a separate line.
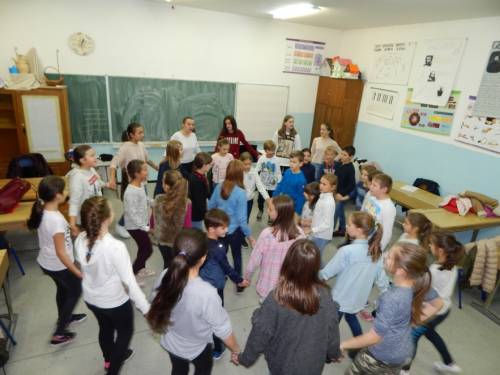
[170, 117, 201, 173]
[272, 115, 301, 172]
[213, 115, 260, 159]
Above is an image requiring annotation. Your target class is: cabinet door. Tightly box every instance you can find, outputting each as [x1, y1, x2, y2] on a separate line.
[325, 106, 343, 145]
[328, 79, 347, 108]
[316, 77, 331, 104]
[310, 103, 327, 146]
[339, 80, 364, 147]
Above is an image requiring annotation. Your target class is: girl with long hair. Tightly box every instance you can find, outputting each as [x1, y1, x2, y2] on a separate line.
[214, 115, 260, 159]
[244, 195, 306, 301]
[310, 122, 342, 181]
[148, 229, 242, 375]
[300, 182, 320, 237]
[398, 211, 433, 248]
[341, 243, 444, 375]
[235, 239, 342, 375]
[75, 196, 150, 374]
[272, 115, 301, 171]
[154, 140, 189, 197]
[188, 152, 213, 230]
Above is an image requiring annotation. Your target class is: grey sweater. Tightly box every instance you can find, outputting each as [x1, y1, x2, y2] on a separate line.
[123, 184, 154, 231]
[239, 286, 341, 375]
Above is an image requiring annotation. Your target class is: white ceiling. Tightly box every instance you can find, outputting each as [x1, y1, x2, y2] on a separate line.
[153, 0, 500, 30]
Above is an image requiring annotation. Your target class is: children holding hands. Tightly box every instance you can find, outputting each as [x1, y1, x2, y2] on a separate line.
[273, 150, 307, 217]
[255, 140, 282, 223]
[333, 146, 357, 237]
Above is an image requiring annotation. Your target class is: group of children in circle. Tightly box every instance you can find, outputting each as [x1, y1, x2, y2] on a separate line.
[25, 114, 464, 375]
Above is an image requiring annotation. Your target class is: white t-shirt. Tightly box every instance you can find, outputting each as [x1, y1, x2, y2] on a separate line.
[211, 153, 234, 183]
[170, 131, 201, 164]
[430, 263, 457, 315]
[363, 196, 396, 251]
[397, 233, 420, 246]
[37, 210, 74, 271]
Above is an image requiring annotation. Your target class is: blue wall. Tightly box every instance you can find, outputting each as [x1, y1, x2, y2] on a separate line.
[354, 121, 500, 243]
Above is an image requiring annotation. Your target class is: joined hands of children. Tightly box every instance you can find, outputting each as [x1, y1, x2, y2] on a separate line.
[106, 181, 118, 190]
[238, 278, 251, 288]
[248, 237, 257, 247]
[334, 193, 349, 201]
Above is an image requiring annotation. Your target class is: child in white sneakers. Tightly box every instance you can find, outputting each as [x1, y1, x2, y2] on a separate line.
[255, 140, 281, 224]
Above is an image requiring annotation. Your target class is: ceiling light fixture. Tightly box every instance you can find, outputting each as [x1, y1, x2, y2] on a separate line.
[271, 4, 322, 19]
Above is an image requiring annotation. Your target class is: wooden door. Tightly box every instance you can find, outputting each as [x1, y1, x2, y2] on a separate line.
[316, 77, 331, 104]
[328, 79, 347, 108]
[339, 80, 364, 147]
[325, 106, 343, 145]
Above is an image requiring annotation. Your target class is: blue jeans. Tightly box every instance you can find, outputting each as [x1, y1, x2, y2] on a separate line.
[220, 228, 244, 275]
[312, 163, 323, 182]
[313, 237, 329, 268]
[247, 199, 254, 223]
[192, 221, 203, 230]
[338, 311, 363, 337]
[334, 199, 347, 231]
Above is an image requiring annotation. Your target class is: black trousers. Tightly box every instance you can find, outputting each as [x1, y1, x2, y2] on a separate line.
[158, 244, 174, 269]
[257, 189, 274, 211]
[40, 266, 82, 336]
[213, 288, 225, 353]
[168, 343, 213, 375]
[128, 229, 153, 274]
[86, 299, 134, 375]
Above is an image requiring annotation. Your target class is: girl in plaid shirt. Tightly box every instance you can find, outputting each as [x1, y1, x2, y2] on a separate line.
[244, 195, 306, 301]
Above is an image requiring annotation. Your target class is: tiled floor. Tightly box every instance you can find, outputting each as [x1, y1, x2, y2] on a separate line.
[2, 185, 499, 374]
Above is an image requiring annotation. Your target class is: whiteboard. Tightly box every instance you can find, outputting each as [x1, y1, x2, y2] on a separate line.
[235, 83, 289, 142]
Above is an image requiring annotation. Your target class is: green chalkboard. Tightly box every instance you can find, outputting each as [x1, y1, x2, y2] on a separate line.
[46, 74, 109, 143]
[108, 77, 235, 142]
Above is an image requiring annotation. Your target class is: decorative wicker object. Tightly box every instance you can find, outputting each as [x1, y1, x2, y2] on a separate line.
[43, 66, 64, 86]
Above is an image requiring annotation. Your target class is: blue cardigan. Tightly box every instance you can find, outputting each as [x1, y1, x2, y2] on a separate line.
[273, 169, 307, 215]
[208, 184, 251, 237]
[200, 239, 243, 291]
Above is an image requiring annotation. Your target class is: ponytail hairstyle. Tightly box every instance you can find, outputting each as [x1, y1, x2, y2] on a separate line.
[121, 122, 142, 142]
[271, 195, 300, 242]
[303, 182, 320, 211]
[73, 145, 92, 166]
[320, 173, 338, 194]
[278, 115, 297, 137]
[162, 170, 188, 219]
[221, 160, 245, 200]
[274, 239, 329, 315]
[221, 115, 238, 135]
[349, 212, 383, 262]
[389, 243, 432, 326]
[160, 140, 182, 170]
[406, 212, 434, 249]
[120, 159, 146, 200]
[321, 122, 335, 140]
[428, 230, 464, 271]
[80, 196, 112, 262]
[27, 176, 66, 230]
[147, 228, 208, 333]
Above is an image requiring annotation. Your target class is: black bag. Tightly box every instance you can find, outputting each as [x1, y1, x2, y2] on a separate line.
[100, 154, 113, 162]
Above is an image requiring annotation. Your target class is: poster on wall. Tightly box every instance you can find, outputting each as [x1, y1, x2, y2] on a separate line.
[367, 87, 400, 119]
[472, 41, 500, 118]
[368, 42, 416, 85]
[283, 38, 325, 75]
[457, 95, 500, 154]
[410, 38, 467, 106]
[401, 88, 460, 136]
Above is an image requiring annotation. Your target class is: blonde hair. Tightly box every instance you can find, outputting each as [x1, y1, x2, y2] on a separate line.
[160, 140, 182, 170]
[325, 146, 337, 155]
[239, 152, 253, 162]
[264, 140, 276, 151]
[162, 170, 188, 219]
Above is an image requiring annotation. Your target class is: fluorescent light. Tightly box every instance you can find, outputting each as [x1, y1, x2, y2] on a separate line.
[271, 4, 322, 19]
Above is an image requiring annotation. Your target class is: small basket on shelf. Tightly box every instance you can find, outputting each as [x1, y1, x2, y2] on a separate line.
[43, 66, 64, 86]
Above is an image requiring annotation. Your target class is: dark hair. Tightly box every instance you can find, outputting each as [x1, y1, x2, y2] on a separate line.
[303, 182, 320, 211]
[368, 169, 383, 182]
[121, 122, 142, 142]
[127, 159, 146, 180]
[321, 123, 335, 140]
[274, 239, 329, 315]
[147, 228, 208, 333]
[289, 150, 304, 162]
[80, 196, 111, 262]
[429, 230, 464, 271]
[182, 116, 194, 124]
[193, 152, 213, 170]
[221, 115, 238, 135]
[406, 212, 433, 249]
[73, 145, 92, 166]
[221, 160, 245, 200]
[263, 140, 276, 151]
[373, 173, 393, 193]
[271, 195, 300, 242]
[342, 145, 356, 157]
[162, 170, 188, 219]
[390, 243, 432, 326]
[302, 148, 311, 154]
[217, 137, 230, 148]
[349, 212, 383, 262]
[27, 176, 66, 230]
[204, 208, 230, 229]
[278, 115, 297, 137]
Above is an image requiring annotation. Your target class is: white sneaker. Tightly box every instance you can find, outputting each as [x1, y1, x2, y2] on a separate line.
[400, 370, 410, 375]
[115, 224, 131, 239]
[434, 361, 462, 373]
[137, 268, 157, 278]
[135, 277, 146, 288]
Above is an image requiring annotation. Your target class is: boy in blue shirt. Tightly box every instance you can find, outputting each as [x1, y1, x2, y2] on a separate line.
[333, 146, 356, 237]
[273, 150, 307, 218]
[199, 208, 249, 359]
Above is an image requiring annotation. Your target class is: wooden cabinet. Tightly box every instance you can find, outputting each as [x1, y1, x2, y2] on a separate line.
[311, 77, 364, 148]
[0, 87, 72, 178]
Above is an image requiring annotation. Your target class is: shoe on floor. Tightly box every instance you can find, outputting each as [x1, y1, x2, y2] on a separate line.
[400, 370, 410, 375]
[137, 268, 157, 278]
[237, 285, 245, 294]
[332, 230, 346, 237]
[70, 314, 87, 324]
[242, 238, 249, 249]
[135, 277, 146, 288]
[359, 311, 374, 323]
[256, 211, 263, 221]
[434, 361, 462, 373]
[105, 349, 134, 372]
[50, 331, 76, 346]
[267, 217, 273, 226]
[115, 224, 131, 239]
[213, 344, 226, 360]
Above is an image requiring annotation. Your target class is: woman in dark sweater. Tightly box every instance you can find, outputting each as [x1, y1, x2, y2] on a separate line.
[233, 239, 342, 375]
[188, 152, 213, 230]
[213, 115, 260, 159]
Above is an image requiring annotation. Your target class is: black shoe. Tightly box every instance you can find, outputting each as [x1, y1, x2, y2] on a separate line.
[242, 238, 249, 249]
[70, 313, 87, 324]
[332, 230, 346, 237]
[237, 285, 245, 294]
[50, 331, 76, 346]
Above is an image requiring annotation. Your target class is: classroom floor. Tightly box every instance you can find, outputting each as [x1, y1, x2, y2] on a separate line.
[2, 185, 499, 375]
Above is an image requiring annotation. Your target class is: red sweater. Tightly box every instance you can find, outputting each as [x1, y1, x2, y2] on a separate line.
[214, 129, 260, 159]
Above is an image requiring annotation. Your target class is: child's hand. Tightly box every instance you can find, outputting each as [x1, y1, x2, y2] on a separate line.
[335, 193, 345, 201]
[230, 352, 240, 365]
[70, 225, 81, 237]
[239, 279, 250, 287]
[248, 237, 256, 247]
[107, 181, 118, 190]
[148, 229, 154, 234]
[303, 228, 312, 235]
[265, 198, 271, 205]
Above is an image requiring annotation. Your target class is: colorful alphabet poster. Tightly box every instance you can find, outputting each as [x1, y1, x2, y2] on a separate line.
[283, 38, 325, 75]
[368, 42, 416, 85]
[457, 96, 500, 154]
[401, 88, 461, 136]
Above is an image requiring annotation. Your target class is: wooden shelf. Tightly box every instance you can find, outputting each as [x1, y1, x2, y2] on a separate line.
[0, 123, 17, 130]
[0, 103, 14, 111]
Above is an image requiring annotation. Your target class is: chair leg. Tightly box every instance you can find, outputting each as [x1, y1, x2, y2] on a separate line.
[0, 319, 16, 345]
[7, 247, 25, 276]
[457, 268, 462, 309]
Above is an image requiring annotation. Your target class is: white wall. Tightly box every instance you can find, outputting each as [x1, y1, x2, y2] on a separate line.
[0, 0, 342, 143]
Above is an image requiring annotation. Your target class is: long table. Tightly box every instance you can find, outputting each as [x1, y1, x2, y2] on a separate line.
[0, 177, 69, 201]
[0, 249, 17, 347]
[389, 180, 442, 209]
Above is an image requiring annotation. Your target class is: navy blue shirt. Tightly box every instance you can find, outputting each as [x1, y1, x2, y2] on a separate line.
[154, 161, 190, 197]
[301, 163, 315, 184]
[335, 162, 355, 197]
[200, 238, 243, 291]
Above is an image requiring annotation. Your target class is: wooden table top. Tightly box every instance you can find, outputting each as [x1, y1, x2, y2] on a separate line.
[0, 177, 69, 201]
[0, 250, 9, 287]
[390, 180, 443, 210]
[0, 202, 33, 231]
[410, 208, 500, 232]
